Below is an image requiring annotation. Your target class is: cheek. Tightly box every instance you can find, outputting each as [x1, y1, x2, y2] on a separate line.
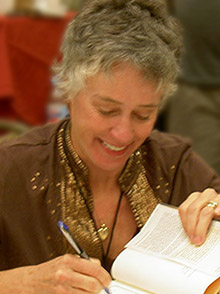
[136, 121, 155, 141]
[71, 111, 105, 138]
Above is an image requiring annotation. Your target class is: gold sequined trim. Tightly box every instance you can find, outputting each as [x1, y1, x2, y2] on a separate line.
[56, 120, 160, 258]
[126, 165, 160, 228]
[57, 121, 102, 259]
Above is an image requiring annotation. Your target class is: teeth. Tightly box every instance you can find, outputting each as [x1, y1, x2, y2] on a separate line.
[102, 141, 126, 151]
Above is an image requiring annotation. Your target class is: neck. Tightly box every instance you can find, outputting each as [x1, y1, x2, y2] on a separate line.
[86, 160, 123, 191]
[89, 170, 120, 198]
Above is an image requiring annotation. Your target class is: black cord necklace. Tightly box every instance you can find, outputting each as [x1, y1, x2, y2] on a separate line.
[103, 191, 124, 267]
[62, 122, 124, 266]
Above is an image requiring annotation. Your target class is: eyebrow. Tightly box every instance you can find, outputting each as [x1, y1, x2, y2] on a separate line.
[96, 96, 159, 108]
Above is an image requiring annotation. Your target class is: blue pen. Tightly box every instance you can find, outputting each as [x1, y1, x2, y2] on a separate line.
[58, 221, 111, 294]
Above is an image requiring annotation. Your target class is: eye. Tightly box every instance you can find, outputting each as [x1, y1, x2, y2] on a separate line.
[98, 108, 119, 116]
[133, 112, 150, 121]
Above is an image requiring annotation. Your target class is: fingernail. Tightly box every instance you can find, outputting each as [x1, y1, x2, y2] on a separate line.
[192, 236, 203, 246]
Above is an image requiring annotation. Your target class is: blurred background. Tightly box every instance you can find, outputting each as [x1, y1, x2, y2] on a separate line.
[0, 0, 86, 141]
[156, 0, 220, 176]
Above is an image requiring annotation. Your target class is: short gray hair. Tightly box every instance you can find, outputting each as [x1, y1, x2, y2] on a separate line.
[53, 0, 182, 101]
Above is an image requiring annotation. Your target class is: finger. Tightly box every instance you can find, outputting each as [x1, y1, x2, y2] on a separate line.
[78, 259, 111, 289]
[90, 258, 101, 265]
[56, 283, 94, 294]
[192, 205, 215, 245]
[179, 192, 202, 238]
[55, 268, 103, 293]
[66, 255, 111, 289]
[179, 189, 218, 242]
[186, 192, 215, 240]
[89, 258, 112, 288]
[191, 189, 219, 244]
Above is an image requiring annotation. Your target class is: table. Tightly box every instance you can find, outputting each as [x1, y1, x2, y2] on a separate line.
[0, 12, 76, 125]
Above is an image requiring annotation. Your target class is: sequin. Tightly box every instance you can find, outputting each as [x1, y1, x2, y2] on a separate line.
[57, 121, 160, 260]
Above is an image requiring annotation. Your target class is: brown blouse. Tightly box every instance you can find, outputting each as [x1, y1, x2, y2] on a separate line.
[0, 119, 219, 271]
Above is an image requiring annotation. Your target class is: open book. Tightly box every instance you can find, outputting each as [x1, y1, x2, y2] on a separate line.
[108, 204, 220, 294]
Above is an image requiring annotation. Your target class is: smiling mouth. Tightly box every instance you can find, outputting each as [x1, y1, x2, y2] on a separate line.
[102, 141, 127, 151]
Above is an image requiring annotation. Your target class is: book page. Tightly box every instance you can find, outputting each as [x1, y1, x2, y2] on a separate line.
[108, 280, 150, 294]
[111, 247, 216, 294]
[100, 281, 151, 294]
[126, 204, 220, 277]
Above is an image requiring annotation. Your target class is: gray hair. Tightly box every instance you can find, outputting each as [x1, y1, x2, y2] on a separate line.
[53, 0, 182, 101]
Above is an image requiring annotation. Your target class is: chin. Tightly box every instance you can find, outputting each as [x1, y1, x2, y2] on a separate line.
[94, 157, 128, 173]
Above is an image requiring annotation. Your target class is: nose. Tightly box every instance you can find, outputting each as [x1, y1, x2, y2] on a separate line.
[109, 117, 134, 145]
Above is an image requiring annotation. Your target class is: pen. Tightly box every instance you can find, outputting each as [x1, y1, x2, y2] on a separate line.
[58, 221, 111, 294]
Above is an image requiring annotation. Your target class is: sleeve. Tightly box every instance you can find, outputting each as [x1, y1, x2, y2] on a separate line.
[169, 147, 220, 206]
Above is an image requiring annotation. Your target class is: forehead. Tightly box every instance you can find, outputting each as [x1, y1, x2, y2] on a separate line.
[84, 63, 161, 102]
[87, 62, 154, 84]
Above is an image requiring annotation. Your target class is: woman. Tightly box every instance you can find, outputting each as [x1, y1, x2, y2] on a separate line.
[0, 0, 220, 293]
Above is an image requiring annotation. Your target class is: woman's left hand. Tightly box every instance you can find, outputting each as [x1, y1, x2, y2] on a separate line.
[178, 188, 220, 245]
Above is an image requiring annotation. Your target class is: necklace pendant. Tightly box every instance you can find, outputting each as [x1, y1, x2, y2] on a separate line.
[97, 223, 109, 241]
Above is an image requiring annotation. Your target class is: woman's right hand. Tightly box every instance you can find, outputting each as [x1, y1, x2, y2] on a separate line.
[0, 254, 111, 294]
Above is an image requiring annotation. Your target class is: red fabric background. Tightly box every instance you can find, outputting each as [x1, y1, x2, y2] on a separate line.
[0, 13, 76, 125]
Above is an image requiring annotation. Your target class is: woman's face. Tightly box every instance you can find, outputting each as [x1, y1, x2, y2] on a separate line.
[69, 63, 161, 174]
